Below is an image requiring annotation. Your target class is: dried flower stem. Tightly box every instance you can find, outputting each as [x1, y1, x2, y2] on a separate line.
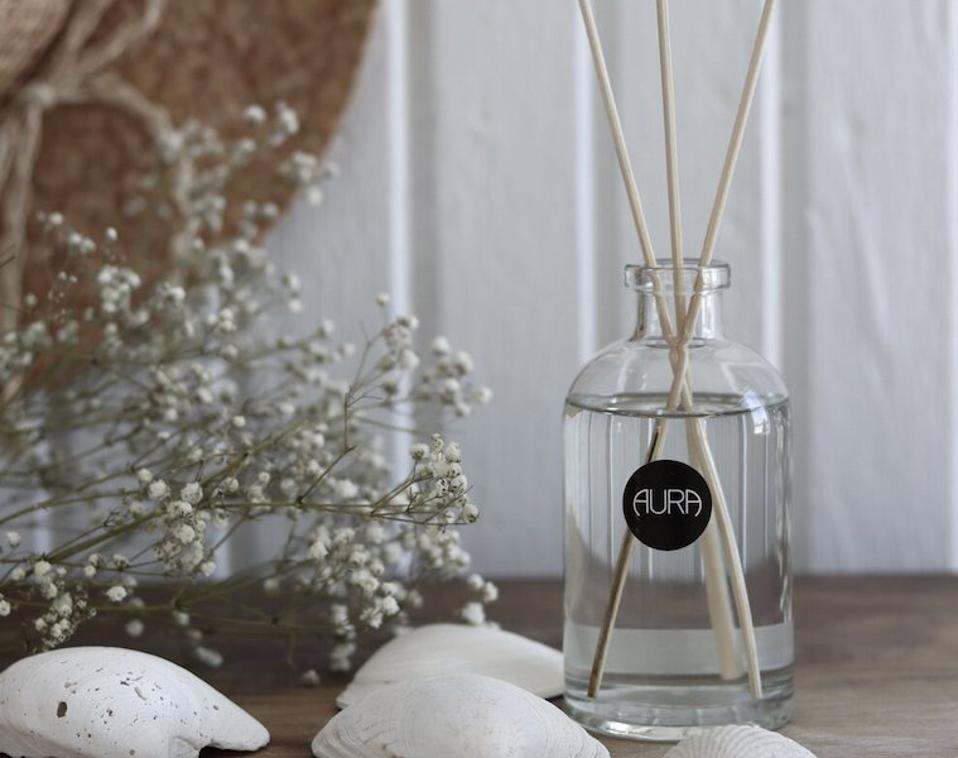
[0, 106, 496, 668]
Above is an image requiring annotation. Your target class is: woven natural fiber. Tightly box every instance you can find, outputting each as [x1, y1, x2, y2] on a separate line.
[33, 0, 377, 239]
[0, 0, 72, 97]
[0, 0, 376, 331]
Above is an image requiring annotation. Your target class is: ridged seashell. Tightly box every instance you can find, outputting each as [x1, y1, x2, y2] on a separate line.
[337, 623, 562, 707]
[0, 646, 269, 758]
[314, 673, 609, 758]
[664, 725, 816, 758]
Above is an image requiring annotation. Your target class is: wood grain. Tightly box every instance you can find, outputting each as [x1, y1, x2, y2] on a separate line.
[181, 576, 958, 757]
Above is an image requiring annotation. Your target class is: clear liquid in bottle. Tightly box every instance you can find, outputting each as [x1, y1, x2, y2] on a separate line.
[562, 392, 793, 740]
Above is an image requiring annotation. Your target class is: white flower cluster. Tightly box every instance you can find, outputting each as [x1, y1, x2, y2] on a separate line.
[0, 105, 495, 669]
[149, 479, 215, 576]
[370, 302, 493, 419]
[407, 436, 478, 526]
[419, 338, 493, 417]
[17, 560, 94, 651]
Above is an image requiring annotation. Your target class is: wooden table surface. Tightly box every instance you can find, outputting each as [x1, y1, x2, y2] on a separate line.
[178, 576, 958, 758]
[4, 577, 949, 757]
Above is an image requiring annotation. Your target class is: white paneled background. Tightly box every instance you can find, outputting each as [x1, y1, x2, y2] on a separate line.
[267, 0, 958, 576]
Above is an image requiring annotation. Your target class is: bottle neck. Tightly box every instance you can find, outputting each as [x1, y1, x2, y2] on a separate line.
[635, 290, 725, 341]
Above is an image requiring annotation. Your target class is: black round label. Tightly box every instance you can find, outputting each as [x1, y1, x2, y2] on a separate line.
[622, 459, 712, 551]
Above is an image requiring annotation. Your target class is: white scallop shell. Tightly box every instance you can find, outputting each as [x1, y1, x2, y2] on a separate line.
[0, 646, 269, 758]
[314, 673, 608, 758]
[337, 623, 562, 707]
[664, 725, 816, 758]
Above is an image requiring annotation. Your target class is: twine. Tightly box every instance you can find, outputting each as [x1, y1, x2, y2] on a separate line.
[0, 0, 169, 335]
[0, 0, 71, 96]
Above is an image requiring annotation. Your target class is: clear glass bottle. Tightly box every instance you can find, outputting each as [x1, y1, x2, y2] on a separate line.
[563, 260, 792, 741]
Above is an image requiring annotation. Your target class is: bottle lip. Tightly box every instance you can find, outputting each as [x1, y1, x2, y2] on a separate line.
[625, 258, 731, 293]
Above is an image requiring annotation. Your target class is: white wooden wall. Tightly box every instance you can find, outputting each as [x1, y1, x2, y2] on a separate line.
[267, 0, 958, 575]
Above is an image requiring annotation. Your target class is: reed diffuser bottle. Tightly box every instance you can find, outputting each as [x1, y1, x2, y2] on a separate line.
[562, 260, 792, 740]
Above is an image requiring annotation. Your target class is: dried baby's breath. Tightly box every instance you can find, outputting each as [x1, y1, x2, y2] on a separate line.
[0, 106, 493, 670]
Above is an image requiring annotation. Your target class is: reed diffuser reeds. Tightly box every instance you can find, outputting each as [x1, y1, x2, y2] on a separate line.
[576, 0, 778, 701]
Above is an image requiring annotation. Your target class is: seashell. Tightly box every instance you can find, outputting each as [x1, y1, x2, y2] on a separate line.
[314, 673, 608, 758]
[0, 646, 269, 758]
[337, 623, 562, 707]
[664, 725, 816, 758]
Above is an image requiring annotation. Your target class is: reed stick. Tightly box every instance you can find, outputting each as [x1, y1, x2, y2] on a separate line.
[654, 0, 778, 699]
[580, 0, 777, 700]
[577, 0, 743, 697]
[656, 0, 686, 329]
[674, 0, 777, 355]
[655, 0, 748, 686]
[659, 0, 779, 437]
[575, 0, 672, 322]
[654, 0, 743, 683]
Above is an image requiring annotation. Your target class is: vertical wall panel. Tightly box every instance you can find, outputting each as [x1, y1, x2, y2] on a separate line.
[243, 9, 396, 566]
[257, 0, 958, 575]
[406, 0, 582, 576]
[778, 0, 814, 575]
[782, 0, 955, 571]
[15, 2, 958, 575]
[267, 11, 394, 327]
[950, 0, 958, 572]
[592, 0, 779, 355]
